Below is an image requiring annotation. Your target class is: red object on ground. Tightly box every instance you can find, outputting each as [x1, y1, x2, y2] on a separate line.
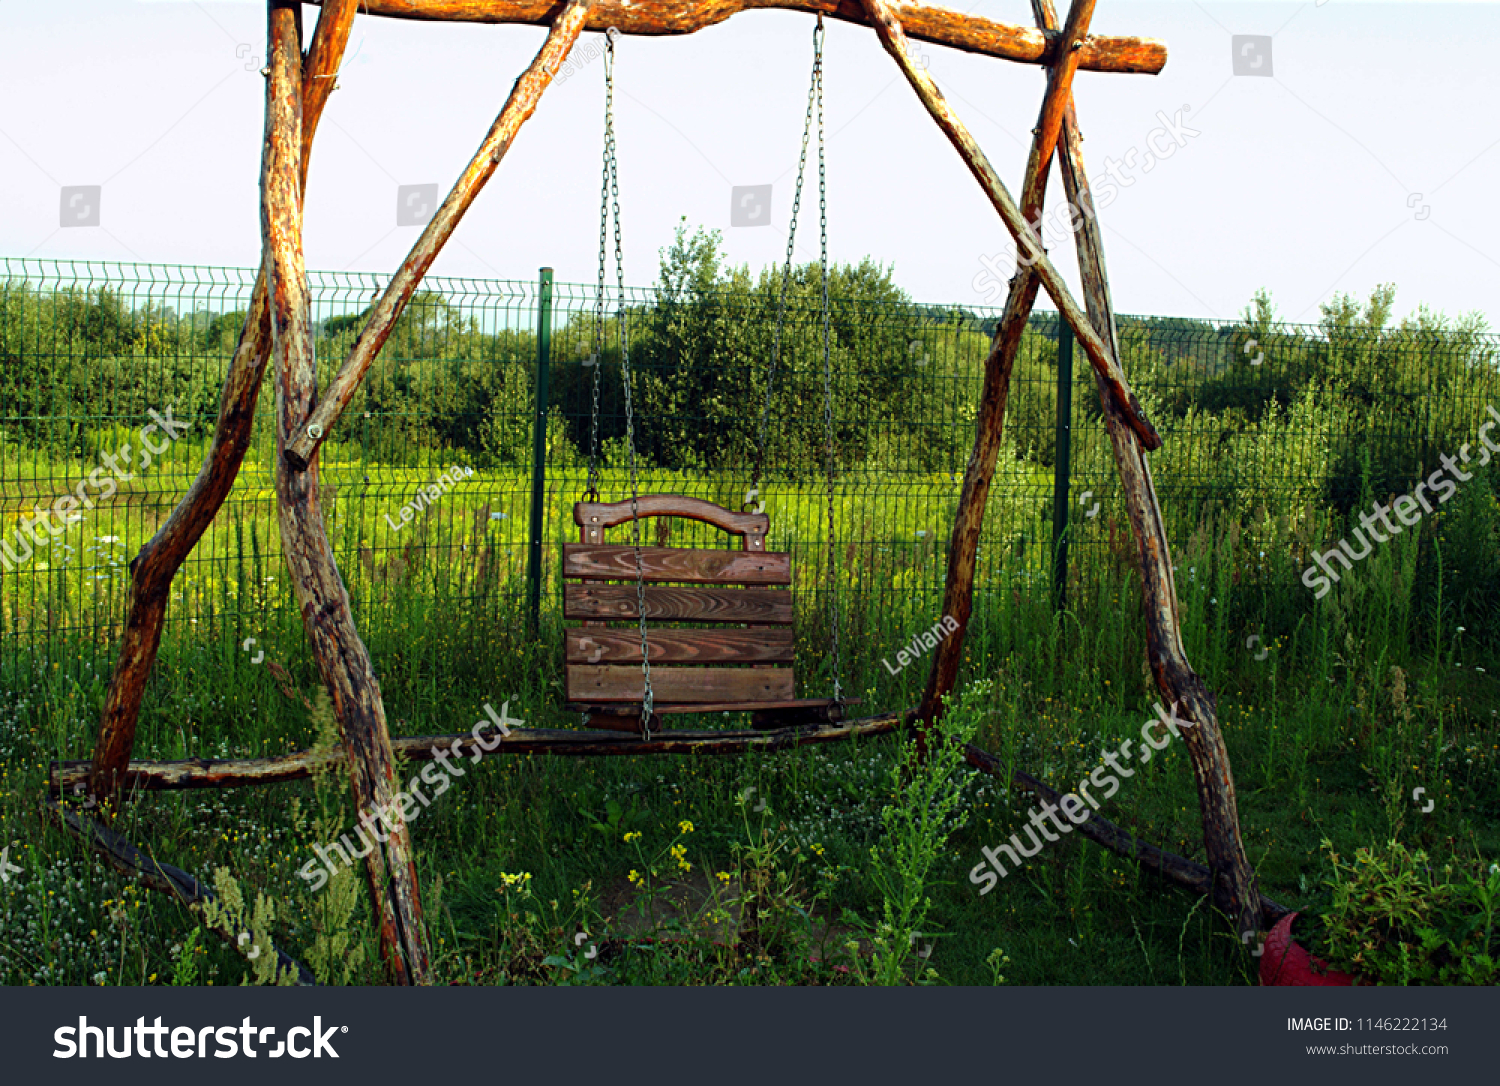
[1259, 911, 1356, 986]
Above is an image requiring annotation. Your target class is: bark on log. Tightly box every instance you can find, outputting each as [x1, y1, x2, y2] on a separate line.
[263, 0, 431, 986]
[961, 744, 1289, 924]
[857, 0, 1159, 451]
[51, 711, 911, 793]
[44, 798, 318, 985]
[284, 0, 593, 470]
[304, 0, 1166, 74]
[908, 0, 1261, 936]
[87, 0, 359, 804]
[916, 0, 1093, 732]
[1036, 1, 1260, 937]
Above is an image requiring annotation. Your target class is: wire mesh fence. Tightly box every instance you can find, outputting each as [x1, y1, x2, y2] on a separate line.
[3, 256, 1498, 699]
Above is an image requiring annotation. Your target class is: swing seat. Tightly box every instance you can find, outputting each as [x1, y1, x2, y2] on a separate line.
[563, 494, 853, 733]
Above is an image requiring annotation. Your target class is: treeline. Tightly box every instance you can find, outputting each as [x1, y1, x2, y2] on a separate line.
[2, 237, 1497, 506]
[0, 227, 967, 475]
[1003, 284, 1500, 516]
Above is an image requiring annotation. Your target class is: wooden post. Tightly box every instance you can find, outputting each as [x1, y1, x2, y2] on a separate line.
[262, 0, 431, 985]
[915, 0, 1096, 729]
[1051, 112, 1261, 938]
[88, 0, 359, 804]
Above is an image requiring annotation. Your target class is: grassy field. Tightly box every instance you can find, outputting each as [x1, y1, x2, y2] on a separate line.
[0, 435, 1497, 986]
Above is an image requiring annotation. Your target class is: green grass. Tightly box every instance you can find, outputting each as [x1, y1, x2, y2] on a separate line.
[0, 447, 1497, 986]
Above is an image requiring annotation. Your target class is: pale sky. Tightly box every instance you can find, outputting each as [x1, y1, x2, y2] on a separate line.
[2, 1, 1496, 328]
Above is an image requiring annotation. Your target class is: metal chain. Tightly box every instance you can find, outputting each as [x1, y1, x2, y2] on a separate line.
[584, 38, 614, 503]
[751, 15, 823, 502]
[815, 27, 843, 704]
[601, 41, 655, 733]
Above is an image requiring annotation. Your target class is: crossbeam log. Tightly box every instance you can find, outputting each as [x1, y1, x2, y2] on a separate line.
[305, 0, 1166, 74]
[961, 744, 1289, 924]
[51, 711, 912, 792]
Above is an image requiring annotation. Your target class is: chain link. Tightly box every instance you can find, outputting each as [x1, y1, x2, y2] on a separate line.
[605, 41, 654, 731]
[751, 16, 823, 502]
[582, 38, 653, 733]
[584, 39, 613, 504]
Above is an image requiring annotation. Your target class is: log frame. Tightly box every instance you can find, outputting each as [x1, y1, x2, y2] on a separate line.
[305, 0, 1167, 74]
[1041, 3, 1258, 941]
[76, 0, 1264, 976]
[912, 0, 1260, 936]
[262, 0, 432, 986]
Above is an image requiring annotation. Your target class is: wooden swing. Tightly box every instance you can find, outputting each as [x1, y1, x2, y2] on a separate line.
[59, 0, 1273, 986]
[565, 24, 852, 734]
[564, 494, 849, 732]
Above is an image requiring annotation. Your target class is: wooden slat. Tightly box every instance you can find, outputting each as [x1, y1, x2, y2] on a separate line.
[564, 584, 792, 624]
[578, 711, 652, 734]
[564, 543, 790, 585]
[574, 494, 768, 536]
[567, 665, 796, 704]
[566, 628, 794, 664]
[568, 697, 850, 715]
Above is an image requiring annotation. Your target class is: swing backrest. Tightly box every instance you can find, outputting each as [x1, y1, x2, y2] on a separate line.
[563, 494, 798, 709]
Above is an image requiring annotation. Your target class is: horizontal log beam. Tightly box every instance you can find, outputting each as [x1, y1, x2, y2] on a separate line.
[50, 710, 912, 792]
[306, 0, 1166, 75]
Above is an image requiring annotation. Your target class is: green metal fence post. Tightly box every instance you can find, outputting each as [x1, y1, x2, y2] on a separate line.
[1051, 321, 1075, 612]
[527, 267, 554, 636]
